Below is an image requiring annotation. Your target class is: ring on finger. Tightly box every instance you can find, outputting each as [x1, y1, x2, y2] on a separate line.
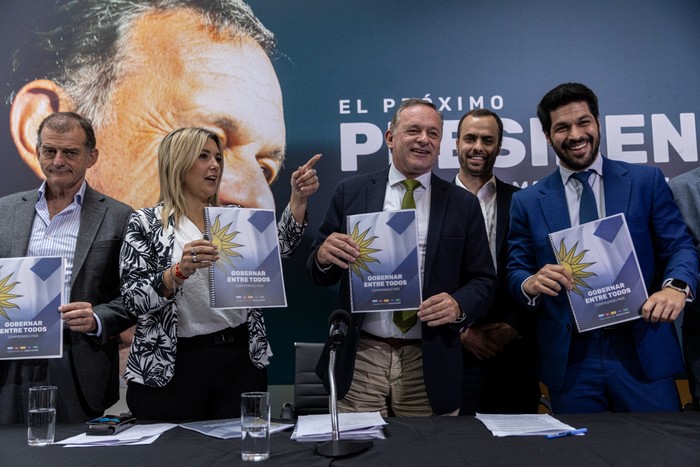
[190, 248, 196, 256]
[193, 254, 199, 263]
[82, 317, 86, 324]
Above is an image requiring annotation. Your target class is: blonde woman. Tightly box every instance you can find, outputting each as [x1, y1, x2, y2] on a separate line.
[119, 127, 318, 421]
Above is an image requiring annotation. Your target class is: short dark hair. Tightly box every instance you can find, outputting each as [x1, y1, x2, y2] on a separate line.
[456, 108, 503, 146]
[36, 112, 96, 150]
[388, 98, 443, 134]
[537, 83, 599, 135]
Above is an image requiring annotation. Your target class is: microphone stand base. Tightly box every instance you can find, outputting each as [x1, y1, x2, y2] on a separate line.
[315, 440, 373, 458]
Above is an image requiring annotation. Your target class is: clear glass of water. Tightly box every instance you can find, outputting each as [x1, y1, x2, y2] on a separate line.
[240, 391, 270, 461]
[27, 385, 57, 446]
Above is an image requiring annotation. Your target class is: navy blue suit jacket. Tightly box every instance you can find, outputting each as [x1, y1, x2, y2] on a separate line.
[308, 167, 497, 414]
[507, 157, 698, 391]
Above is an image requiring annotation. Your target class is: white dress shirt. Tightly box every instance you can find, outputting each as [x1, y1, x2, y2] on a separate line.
[362, 165, 432, 339]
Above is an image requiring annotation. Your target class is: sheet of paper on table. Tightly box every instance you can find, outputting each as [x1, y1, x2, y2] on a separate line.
[180, 418, 294, 439]
[291, 411, 387, 442]
[475, 413, 582, 437]
[56, 423, 178, 447]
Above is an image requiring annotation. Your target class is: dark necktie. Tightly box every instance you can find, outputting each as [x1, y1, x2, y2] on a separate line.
[393, 179, 421, 333]
[570, 170, 598, 224]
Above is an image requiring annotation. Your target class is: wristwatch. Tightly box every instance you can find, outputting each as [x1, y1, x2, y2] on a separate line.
[665, 279, 690, 297]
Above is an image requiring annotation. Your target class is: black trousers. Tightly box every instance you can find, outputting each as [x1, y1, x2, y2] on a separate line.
[460, 335, 540, 415]
[0, 338, 101, 424]
[126, 326, 267, 422]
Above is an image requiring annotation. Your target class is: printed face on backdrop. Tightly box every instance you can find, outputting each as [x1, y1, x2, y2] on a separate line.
[386, 104, 443, 179]
[545, 101, 601, 172]
[11, 8, 284, 209]
[456, 115, 501, 179]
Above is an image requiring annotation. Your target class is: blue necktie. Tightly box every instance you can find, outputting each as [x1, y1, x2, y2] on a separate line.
[570, 170, 598, 224]
[393, 179, 421, 333]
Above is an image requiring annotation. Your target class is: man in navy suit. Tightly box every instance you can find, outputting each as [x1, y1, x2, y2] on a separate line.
[308, 99, 497, 416]
[454, 109, 539, 415]
[507, 83, 698, 413]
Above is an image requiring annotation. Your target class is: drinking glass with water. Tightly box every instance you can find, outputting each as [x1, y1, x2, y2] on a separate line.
[27, 386, 57, 446]
[240, 391, 270, 461]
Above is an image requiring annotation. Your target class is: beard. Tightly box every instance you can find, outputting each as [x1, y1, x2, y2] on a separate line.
[553, 135, 600, 171]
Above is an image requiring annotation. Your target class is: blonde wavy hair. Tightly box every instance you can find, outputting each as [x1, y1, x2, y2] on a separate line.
[157, 127, 224, 226]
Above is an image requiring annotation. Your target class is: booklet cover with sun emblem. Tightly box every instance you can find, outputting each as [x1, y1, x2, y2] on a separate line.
[346, 210, 422, 313]
[548, 213, 646, 332]
[204, 207, 287, 309]
[0, 256, 64, 360]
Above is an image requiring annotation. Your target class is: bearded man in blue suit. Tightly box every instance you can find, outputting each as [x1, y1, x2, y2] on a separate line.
[507, 83, 698, 413]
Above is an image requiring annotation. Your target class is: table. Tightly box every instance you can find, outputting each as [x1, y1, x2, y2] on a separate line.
[3, 412, 700, 466]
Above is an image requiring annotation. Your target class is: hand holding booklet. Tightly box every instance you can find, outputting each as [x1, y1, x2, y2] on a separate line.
[548, 213, 647, 332]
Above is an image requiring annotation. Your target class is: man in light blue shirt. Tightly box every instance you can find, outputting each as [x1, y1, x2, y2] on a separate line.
[0, 112, 133, 423]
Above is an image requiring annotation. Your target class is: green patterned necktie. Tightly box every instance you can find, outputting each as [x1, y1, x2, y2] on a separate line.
[393, 179, 421, 333]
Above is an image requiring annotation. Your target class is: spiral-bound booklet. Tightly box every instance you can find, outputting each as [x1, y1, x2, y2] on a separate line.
[204, 207, 287, 309]
[346, 210, 422, 313]
[0, 256, 64, 359]
[548, 213, 646, 332]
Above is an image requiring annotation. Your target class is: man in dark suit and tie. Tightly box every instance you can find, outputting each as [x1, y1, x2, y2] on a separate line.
[0, 112, 133, 423]
[454, 109, 540, 415]
[669, 168, 700, 410]
[507, 83, 698, 413]
[308, 99, 497, 416]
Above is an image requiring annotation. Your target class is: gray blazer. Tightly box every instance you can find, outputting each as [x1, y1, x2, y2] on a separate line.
[0, 184, 133, 411]
[669, 167, 700, 330]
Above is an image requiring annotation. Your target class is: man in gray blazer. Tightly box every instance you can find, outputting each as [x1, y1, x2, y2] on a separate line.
[669, 168, 700, 410]
[0, 112, 133, 423]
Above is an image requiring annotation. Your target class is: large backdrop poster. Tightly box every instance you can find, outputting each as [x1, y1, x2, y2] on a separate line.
[1, 0, 698, 383]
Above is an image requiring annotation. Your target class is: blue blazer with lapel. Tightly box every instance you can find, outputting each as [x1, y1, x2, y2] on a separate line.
[507, 157, 698, 391]
[0, 185, 133, 412]
[308, 167, 497, 414]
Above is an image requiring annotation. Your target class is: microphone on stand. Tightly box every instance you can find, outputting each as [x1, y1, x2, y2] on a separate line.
[315, 309, 373, 458]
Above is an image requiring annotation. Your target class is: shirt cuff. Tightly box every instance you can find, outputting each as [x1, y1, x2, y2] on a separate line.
[86, 313, 103, 338]
[522, 275, 541, 307]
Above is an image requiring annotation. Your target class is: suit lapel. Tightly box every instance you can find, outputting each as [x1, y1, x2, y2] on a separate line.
[495, 180, 513, 259]
[366, 168, 389, 213]
[537, 171, 571, 234]
[13, 192, 38, 256]
[601, 157, 632, 218]
[424, 174, 447, 291]
[72, 186, 106, 287]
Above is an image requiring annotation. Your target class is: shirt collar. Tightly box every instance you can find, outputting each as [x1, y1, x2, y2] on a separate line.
[455, 174, 496, 196]
[37, 180, 87, 207]
[389, 164, 432, 189]
[558, 152, 604, 185]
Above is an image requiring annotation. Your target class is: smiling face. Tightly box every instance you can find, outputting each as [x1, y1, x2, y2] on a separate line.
[456, 114, 501, 179]
[386, 104, 442, 178]
[86, 8, 284, 209]
[546, 101, 601, 171]
[183, 137, 222, 204]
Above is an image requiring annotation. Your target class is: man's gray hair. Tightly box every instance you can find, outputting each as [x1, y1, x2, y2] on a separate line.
[13, 0, 275, 126]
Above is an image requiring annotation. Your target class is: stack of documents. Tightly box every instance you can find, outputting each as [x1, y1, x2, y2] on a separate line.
[291, 412, 387, 442]
[475, 413, 586, 437]
[57, 423, 177, 447]
[180, 419, 294, 439]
